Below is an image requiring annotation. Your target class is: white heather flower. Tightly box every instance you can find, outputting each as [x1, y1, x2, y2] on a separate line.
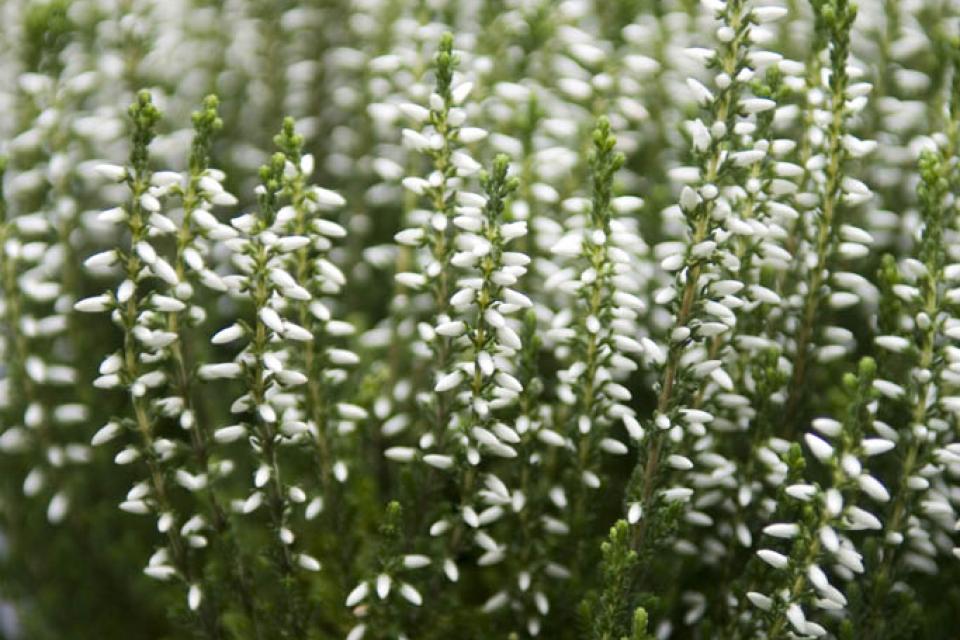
[786, 484, 818, 501]
[47, 492, 69, 524]
[452, 82, 473, 104]
[862, 439, 895, 456]
[375, 573, 392, 599]
[804, 433, 834, 462]
[423, 454, 454, 470]
[212, 324, 244, 344]
[786, 604, 806, 634]
[757, 549, 789, 569]
[435, 320, 466, 337]
[297, 554, 321, 572]
[435, 370, 464, 393]
[395, 272, 427, 288]
[259, 307, 284, 333]
[214, 425, 246, 444]
[740, 98, 776, 114]
[679, 186, 701, 212]
[686, 78, 714, 104]
[188, 585, 202, 611]
[752, 6, 788, 22]
[95, 163, 127, 181]
[313, 187, 346, 208]
[91, 422, 122, 446]
[74, 295, 112, 313]
[763, 523, 800, 539]
[402, 555, 432, 569]
[346, 582, 369, 607]
[686, 119, 711, 152]
[384, 447, 417, 463]
[452, 151, 481, 175]
[811, 418, 842, 437]
[198, 363, 243, 380]
[747, 592, 773, 610]
[84, 250, 119, 269]
[399, 583, 422, 606]
[858, 475, 890, 502]
[346, 624, 366, 640]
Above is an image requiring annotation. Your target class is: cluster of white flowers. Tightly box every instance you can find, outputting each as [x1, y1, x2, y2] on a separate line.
[76, 92, 228, 625]
[3, 1, 960, 639]
[746, 357, 890, 637]
[0, 50, 101, 528]
[203, 146, 328, 612]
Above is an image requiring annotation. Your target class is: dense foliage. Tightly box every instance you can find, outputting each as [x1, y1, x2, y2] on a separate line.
[1, 0, 959, 638]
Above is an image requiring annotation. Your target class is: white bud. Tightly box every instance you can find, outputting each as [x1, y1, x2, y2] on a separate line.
[91, 422, 122, 446]
[313, 187, 346, 208]
[95, 164, 127, 181]
[346, 582, 369, 607]
[75, 295, 112, 313]
[680, 186, 701, 212]
[436, 321, 466, 337]
[84, 250, 119, 270]
[804, 433, 834, 462]
[297, 554, 321, 572]
[452, 82, 473, 104]
[399, 583, 422, 606]
[435, 370, 464, 393]
[763, 523, 800, 539]
[188, 585, 202, 611]
[757, 549, 789, 569]
[458, 127, 488, 143]
[212, 324, 244, 344]
[214, 425, 246, 443]
[376, 574, 392, 599]
[385, 447, 417, 462]
[198, 363, 243, 380]
[862, 438, 895, 456]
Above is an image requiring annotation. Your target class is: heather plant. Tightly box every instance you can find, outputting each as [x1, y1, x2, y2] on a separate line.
[2, 1, 960, 639]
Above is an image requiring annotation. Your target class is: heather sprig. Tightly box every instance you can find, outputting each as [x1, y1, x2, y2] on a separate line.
[783, 0, 870, 432]
[747, 357, 888, 638]
[342, 501, 433, 640]
[624, 0, 768, 565]
[855, 121, 960, 637]
[209, 146, 328, 637]
[585, 520, 654, 640]
[76, 90, 225, 638]
[386, 153, 526, 628]
[271, 116, 354, 501]
[148, 94, 268, 637]
[551, 117, 641, 548]
[387, 34, 486, 469]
